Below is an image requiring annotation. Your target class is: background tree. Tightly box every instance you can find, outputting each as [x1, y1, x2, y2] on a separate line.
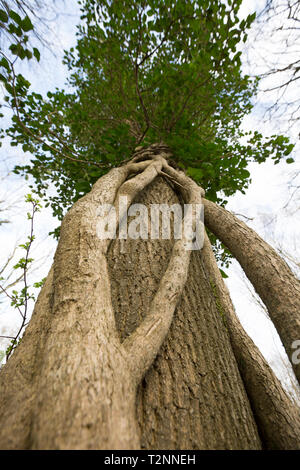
[0, 0, 66, 51]
[0, 0, 299, 450]
[246, 0, 300, 129]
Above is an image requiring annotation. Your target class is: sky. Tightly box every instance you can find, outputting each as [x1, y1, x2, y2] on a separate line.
[0, 0, 299, 401]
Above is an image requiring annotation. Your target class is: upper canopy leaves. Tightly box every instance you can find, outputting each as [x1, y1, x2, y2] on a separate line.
[1, 0, 295, 229]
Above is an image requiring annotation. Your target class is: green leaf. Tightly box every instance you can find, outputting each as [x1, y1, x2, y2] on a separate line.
[9, 43, 26, 59]
[33, 48, 40, 62]
[0, 57, 10, 71]
[25, 49, 33, 60]
[239, 169, 250, 178]
[0, 9, 8, 23]
[219, 269, 228, 279]
[21, 15, 33, 32]
[75, 180, 91, 193]
[9, 10, 22, 26]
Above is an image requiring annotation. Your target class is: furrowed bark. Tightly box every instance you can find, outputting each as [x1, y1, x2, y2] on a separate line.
[0, 266, 54, 449]
[108, 159, 261, 449]
[0, 150, 201, 449]
[0, 164, 143, 449]
[204, 198, 300, 384]
[2, 144, 293, 450]
[29, 158, 192, 449]
[124, 169, 203, 386]
[202, 231, 300, 449]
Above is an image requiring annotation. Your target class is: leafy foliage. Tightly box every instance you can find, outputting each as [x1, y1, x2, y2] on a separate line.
[0, 4, 35, 57]
[0, 3, 39, 145]
[1, 0, 295, 234]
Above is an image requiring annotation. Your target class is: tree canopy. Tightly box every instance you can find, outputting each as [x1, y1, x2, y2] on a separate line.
[0, 0, 295, 232]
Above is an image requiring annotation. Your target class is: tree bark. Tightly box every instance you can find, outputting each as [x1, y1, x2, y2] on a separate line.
[108, 172, 261, 449]
[0, 152, 197, 449]
[202, 231, 300, 449]
[203, 198, 300, 384]
[0, 146, 298, 449]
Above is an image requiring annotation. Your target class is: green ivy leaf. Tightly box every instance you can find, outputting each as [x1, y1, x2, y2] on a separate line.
[9, 10, 22, 27]
[33, 47, 40, 62]
[0, 57, 10, 72]
[0, 9, 8, 23]
[21, 15, 33, 32]
[219, 269, 229, 279]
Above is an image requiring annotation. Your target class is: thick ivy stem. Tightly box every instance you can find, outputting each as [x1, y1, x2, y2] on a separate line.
[202, 231, 300, 449]
[204, 198, 300, 384]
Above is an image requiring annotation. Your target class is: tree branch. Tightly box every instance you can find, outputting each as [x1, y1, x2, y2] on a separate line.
[203, 197, 300, 384]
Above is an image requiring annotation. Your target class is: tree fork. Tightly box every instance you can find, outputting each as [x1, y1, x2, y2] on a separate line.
[108, 149, 262, 449]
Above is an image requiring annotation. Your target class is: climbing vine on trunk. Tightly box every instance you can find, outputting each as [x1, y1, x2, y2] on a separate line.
[0, 144, 299, 450]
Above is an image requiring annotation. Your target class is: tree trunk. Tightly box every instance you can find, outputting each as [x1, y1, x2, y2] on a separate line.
[0, 146, 298, 449]
[108, 175, 261, 449]
[203, 198, 300, 384]
[202, 231, 300, 449]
